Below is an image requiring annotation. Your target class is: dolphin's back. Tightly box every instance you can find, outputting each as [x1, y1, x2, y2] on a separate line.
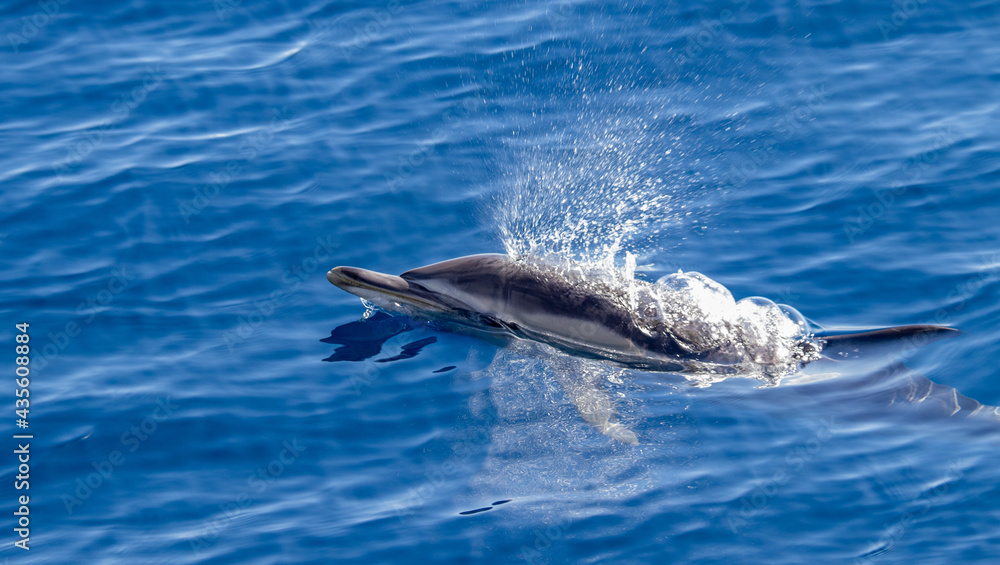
[400, 254, 685, 365]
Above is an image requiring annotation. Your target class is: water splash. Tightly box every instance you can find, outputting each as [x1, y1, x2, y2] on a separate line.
[646, 270, 819, 383]
[513, 254, 819, 381]
[488, 101, 817, 381]
[490, 99, 710, 272]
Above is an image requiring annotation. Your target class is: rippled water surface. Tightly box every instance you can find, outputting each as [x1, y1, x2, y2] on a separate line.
[2, 0, 999, 563]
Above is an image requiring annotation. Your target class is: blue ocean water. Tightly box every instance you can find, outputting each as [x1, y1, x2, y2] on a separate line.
[2, 0, 999, 563]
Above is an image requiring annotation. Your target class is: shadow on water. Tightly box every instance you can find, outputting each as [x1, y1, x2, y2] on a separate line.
[320, 311, 437, 363]
[458, 499, 513, 516]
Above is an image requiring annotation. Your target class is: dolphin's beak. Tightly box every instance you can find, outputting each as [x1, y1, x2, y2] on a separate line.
[327, 266, 446, 311]
[327, 266, 410, 294]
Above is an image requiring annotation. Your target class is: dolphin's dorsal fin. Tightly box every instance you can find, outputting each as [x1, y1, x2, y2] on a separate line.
[818, 325, 961, 360]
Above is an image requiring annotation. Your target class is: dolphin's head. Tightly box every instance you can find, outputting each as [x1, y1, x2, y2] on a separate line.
[326, 265, 457, 315]
[327, 254, 522, 334]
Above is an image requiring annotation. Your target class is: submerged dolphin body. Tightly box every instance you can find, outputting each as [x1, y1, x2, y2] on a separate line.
[326, 254, 969, 443]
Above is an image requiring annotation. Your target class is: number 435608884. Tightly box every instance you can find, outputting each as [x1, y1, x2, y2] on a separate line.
[15, 322, 30, 426]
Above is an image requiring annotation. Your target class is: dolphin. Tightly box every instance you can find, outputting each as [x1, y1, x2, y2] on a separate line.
[328, 254, 748, 372]
[326, 254, 971, 443]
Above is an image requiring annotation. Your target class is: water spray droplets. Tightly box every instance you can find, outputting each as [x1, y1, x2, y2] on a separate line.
[649, 272, 817, 378]
[488, 100, 812, 380]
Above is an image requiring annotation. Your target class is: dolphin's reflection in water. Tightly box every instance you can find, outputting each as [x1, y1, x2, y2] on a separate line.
[321, 311, 437, 363]
[771, 327, 1000, 430]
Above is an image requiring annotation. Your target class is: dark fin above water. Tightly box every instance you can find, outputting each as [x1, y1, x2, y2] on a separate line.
[459, 506, 493, 515]
[818, 325, 962, 360]
[458, 499, 512, 515]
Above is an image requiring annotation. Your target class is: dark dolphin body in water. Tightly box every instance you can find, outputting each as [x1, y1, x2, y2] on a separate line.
[326, 254, 986, 443]
[329, 253, 698, 371]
